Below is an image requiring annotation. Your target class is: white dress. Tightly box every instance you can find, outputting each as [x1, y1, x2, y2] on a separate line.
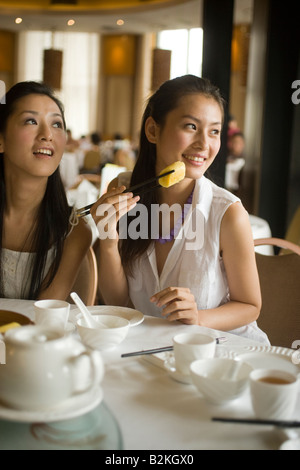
[1, 209, 78, 300]
[126, 175, 270, 344]
[1, 247, 55, 299]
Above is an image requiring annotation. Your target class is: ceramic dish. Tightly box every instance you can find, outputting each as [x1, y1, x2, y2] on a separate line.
[280, 438, 300, 450]
[164, 354, 193, 384]
[190, 358, 253, 404]
[71, 305, 144, 327]
[76, 315, 130, 351]
[0, 310, 32, 327]
[0, 386, 103, 423]
[220, 345, 300, 376]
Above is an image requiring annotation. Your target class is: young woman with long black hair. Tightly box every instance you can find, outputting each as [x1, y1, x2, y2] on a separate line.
[91, 75, 269, 343]
[0, 81, 91, 300]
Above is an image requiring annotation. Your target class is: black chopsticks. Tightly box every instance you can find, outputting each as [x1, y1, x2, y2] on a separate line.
[75, 169, 175, 218]
[212, 417, 300, 428]
[121, 337, 227, 358]
[121, 346, 173, 358]
[125, 169, 174, 193]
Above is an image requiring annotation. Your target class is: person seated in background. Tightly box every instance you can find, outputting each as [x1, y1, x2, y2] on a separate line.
[81, 131, 102, 174]
[90, 132, 102, 151]
[65, 128, 79, 152]
[0, 81, 91, 300]
[227, 114, 241, 140]
[78, 134, 92, 152]
[227, 131, 245, 162]
[225, 131, 246, 193]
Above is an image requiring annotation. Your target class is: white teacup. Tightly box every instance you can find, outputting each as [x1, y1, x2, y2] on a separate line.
[173, 333, 216, 375]
[250, 369, 300, 420]
[0, 325, 104, 411]
[34, 299, 70, 331]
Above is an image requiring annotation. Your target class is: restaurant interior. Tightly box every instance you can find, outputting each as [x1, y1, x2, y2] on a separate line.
[0, 0, 299, 238]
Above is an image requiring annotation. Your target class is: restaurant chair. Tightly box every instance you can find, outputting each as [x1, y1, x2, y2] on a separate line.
[67, 246, 98, 306]
[254, 237, 300, 348]
[81, 150, 101, 173]
[281, 205, 300, 254]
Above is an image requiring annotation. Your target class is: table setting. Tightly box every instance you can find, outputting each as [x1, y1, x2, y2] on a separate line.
[0, 297, 300, 450]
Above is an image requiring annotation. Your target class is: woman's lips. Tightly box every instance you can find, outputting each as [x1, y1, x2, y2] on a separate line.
[33, 148, 54, 157]
[183, 154, 206, 164]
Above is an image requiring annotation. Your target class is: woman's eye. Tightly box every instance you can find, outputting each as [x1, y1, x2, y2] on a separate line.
[25, 118, 37, 125]
[53, 121, 63, 129]
[185, 123, 197, 130]
[211, 129, 221, 135]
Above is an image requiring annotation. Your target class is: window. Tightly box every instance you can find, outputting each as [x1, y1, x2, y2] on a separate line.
[17, 31, 99, 139]
[157, 28, 203, 79]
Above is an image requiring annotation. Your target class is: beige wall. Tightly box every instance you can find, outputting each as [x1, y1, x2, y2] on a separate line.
[97, 33, 154, 141]
[0, 30, 16, 90]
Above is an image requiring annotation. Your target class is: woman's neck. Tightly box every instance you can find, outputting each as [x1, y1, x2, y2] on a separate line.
[4, 173, 47, 218]
[157, 178, 195, 207]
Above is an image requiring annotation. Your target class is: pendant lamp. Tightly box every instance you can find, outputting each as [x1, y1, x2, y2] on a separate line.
[43, 48, 63, 90]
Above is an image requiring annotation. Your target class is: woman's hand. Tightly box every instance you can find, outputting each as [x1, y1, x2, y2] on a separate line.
[90, 186, 139, 243]
[150, 287, 199, 325]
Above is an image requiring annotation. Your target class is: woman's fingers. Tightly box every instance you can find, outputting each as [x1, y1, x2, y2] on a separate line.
[150, 287, 193, 307]
[150, 287, 198, 323]
[90, 186, 139, 240]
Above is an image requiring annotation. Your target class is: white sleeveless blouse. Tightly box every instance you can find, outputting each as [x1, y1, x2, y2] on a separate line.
[126, 175, 269, 344]
[1, 247, 55, 299]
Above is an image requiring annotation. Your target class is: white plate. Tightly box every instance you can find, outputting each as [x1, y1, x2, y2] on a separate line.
[0, 386, 103, 423]
[71, 306, 144, 327]
[142, 351, 191, 384]
[221, 345, 300, 376]
[164, 354, 192, 385]
[280, 438, 300, 450]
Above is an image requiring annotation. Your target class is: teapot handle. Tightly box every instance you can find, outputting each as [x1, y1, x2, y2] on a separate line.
[70, 349, 104, 394]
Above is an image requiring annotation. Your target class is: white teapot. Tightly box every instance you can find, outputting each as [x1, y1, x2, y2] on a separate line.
[0, 325, 104, 411]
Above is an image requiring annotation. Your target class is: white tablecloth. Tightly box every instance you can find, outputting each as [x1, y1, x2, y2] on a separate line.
[1, 298, 299, 450]
[249, 214, 273, 255]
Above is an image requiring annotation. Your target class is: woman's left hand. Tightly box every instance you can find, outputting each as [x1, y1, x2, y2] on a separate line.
[150, 287, 198, 325]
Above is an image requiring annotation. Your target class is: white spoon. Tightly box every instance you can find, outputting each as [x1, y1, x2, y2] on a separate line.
[70, 292, 106, 329]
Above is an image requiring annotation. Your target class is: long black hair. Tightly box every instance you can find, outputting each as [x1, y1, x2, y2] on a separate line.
[120, 75, 225, 275]
[0, 81, 72, 299]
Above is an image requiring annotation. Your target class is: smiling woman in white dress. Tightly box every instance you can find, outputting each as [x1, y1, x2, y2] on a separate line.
[0, 81, 91, 300]
[90, 75, 269, 344]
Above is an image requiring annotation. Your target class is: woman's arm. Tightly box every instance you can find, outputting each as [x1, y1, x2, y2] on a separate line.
[198, 202, 261, 329]
[151, 202, 261, 329]
[90, 186, 139, 306]
[38, 218, 92, 300]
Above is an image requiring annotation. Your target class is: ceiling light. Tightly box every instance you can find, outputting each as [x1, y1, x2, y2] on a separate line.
[50, 0, 77, 4]
[15, 18, 23, 24]
[117, 19, 125, 26]
[67, 19, 75, 26]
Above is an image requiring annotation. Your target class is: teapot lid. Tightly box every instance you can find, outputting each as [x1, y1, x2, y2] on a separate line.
[4, 325, 65, 345]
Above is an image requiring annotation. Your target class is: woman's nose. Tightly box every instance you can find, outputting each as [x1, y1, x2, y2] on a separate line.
[193, 131, 209, 150]
[38, 123, 53, 141]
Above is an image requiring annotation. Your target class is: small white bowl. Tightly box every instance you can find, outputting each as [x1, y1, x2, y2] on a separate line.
[190, 358, 253, 404]
[76, 314, 130, 351]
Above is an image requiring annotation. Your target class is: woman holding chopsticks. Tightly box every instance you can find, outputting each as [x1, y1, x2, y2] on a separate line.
[0, 81, 91, 300]
[90, 75, 269, 343]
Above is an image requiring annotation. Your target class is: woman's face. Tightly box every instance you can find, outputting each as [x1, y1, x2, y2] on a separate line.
[147, 93, 223, 180]
[0, 93, 67, 179]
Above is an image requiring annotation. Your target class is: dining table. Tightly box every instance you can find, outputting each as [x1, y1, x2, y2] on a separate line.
[0, 298, 299, 451]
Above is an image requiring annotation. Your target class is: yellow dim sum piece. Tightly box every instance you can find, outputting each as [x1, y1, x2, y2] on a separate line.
[0, 322, 21, 333]
[159, 161, 186, 188]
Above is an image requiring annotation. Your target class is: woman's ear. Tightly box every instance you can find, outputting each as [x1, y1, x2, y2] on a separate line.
[145, 116, 159, 144]
[0, 135, 4, 153]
